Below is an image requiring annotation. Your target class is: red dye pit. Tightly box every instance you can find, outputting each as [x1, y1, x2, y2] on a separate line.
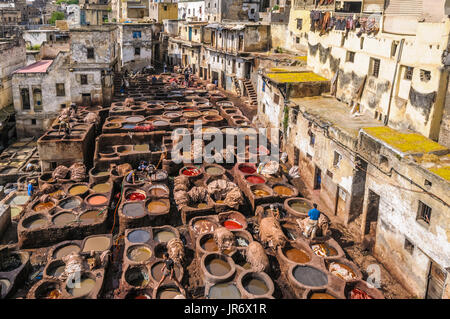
[126, 192, 146, 201]
[182, 167, 200, 176]
[239, 165, 256, 174]
[223, 219, 242, 230]
[246, 175, 265, 184]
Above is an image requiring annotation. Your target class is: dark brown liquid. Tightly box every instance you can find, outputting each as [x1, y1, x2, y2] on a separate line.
[285, 248, 311, 263]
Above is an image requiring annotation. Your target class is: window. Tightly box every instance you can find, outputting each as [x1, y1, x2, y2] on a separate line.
[333, 151, 342, 167]
[262, 103, 266, 113]
[404, 238, 414, 254]
[420, 69, 431, 82]
[370, 58, 380, 78]
[310, 132, 315, 146]
[61, 104, 66, 109]
[194, 29, 197, 35]
[296, 37, 300, 44]
[404, 66, 413, 80]
[56, 83, 65, 96]
[424, 179, 432, 187]
[133, 31, 142, 38]
[31, 119, 36, 125]
[81, 74, 88, 85]
[326, 170, 333, 178]
[417, 201, 432, 225]
[273, 93, 280, 105]
[297, 18, 303, 30]
[391, 41, 399, 57]
[21, 88, 30, 110]
[164, 5, 167, 11]
[33, 89, 42, 111]
[87, 47, 94, 59]
[262, 81, 265, 92]
[135, 47, 141, 56]
[346, 51, 355, 63]
[379, 155, 388, 167]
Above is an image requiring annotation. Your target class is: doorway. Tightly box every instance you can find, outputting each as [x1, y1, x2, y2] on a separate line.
[314, 166, 321, 190]
[364, 190, 380, 235]
[82, 93, 91, 106]
[335, 187, 347, 218]
[426, 261, 446, 299]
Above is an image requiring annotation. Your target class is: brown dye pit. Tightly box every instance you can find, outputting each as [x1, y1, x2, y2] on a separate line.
[157, 287, 180, 299]
[311, 243, 338, 257]
[310, 293, 336, 299]
[147, 200, 168, 214]
[289, 201, 311, 214]
[134, 144, 149, 152]
[26, 217, 47, 229]
[328, 262, 357, 280]
[126, 267, 149, 287]
[242, 277, 269, 295]
[53, 213, 75, 226]
[209, 282, 241, 299]
[92, 183, 111, 193]
[205, 258, 231, 277]
[149, 186, 168, 197]
[66, 277, 95, 298]
[69, 185, 89, 196]
[123, 202, 146, 217]
[79, 210, 102, 223]
[54, 245, 80, 259]
[82, 236, 110, 252]
[34, 202, 55, 212]
[205, 166, 224, 175]
[151, 262, 181, 281]
[128, 246, 152, 262]
[202, 238, 218, 252]
[273, 185, 294, 196]
[93, 171, 109, 177]
[284, 248, 311, 264]
[196, 203, 208, 209]
[47, 263, 65, 278]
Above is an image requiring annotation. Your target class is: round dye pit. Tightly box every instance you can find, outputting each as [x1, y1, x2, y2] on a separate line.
[127, 245, 153, 262]
[201, 237, 218, 252]
[126, 191, 146, 201]
[192, 219, 218, 235]
[122, 124, 136, 129]
[209, 283, 241, 299]
[147, 200, 168, 214]
[23, 215, 47, 229]
[0, 278, 11, 297]
[125, 266, 149, 287]
[283, 247, 311, 264]
[46, 261, 66, 278]
[310, 292, 337, 299]
[53, 244, 81, 259]
[33, 201, 55, 212]
[181, 167, 201, 176]
[311, 243, 338, 258]
[245, 175, 265, 184]
[196, 202, 208, 209]
[154, 230, 176, 243]
[292, 265, 328, 287]
[59, 198, 81, 210]
[242, 275, 269, 295]
[133, 144, 149, 152]
[10, 194, 30, 205]
[82, 236, 110, 252]
[125, 116, 145, 123]
[205, 257, 232, 277]
[53, 212, 75, 226]
[273, 185, 294, 196]
[238, 164, 256, 174]
[157, 287, 181, 299]
[79, 210, 103, 223]
[91, 183, 111, 193]
[87, 195, 108, 206]
[122, 202, 146, 217]
[205, 166, 225, 176]
[222, 219, 243, 230]
[0, 253, 22, 272]
[35, 281, 61, 299]
[92, 171, 109, 177]
[68, 185, 89, 196]
[149, 185, 169, 197]
[151, 262, 181, 281]
[66, 276, 96, 298]
[252, 188, 270, 197]
[153, 120, 169, 126]
[127, 229, 151, 243]
[289, 200, 311, 214]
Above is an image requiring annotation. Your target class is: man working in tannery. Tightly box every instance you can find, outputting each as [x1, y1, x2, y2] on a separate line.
[304, 203, 321, 239]
[155, 252, 186, 297]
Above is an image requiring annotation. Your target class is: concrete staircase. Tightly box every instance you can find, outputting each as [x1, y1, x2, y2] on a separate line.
[243, 79, 258, 108]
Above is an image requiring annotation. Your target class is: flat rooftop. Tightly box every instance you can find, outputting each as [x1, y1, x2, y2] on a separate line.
[291, 96, 382, 138]
[265, 71, 328, 84]
[14, 60, 53, 74]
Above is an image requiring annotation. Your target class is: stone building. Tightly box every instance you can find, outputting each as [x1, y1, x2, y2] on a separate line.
[148, 0, 178, 23]
[205, 0, 260, 23]
[79, 0, 111, 25]
[111, 0, 149, 22]
[118, 22, 154, 70]
[178, 0, 206, 21]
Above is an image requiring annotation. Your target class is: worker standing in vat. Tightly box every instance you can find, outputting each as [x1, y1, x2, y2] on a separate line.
[155, 253, 186, 296]
[27, 180, 34, 197]
[304, 203, 321, 239]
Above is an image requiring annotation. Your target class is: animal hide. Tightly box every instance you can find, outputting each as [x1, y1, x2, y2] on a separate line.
[259, 217, 287, 248]
[52, 165, 69, 180]
[213, 227, 235, 252]
[167, 238, 185, 264]
[246, 241, 269, 272]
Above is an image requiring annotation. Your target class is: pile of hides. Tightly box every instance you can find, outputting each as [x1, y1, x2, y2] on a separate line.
[174, 184, 208, 208]
[117, 163, 132, 176]
[124, 98, 134, 107]
[246, 241, 269, 272]
[350, 288, 373, 299]
[52, 165, 70, 180]
[296, 214, 331, 237]
[61, 252, 85, 280]
[69, 162, 87, 182]
[259, 217, 287, 248]
[207, 179, 243, 208]
[213, 227, 235, 252]
[84, 112, 99, 125]
[167, 238, 185, 265]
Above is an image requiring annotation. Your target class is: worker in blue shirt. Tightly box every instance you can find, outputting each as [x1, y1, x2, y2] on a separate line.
[27, 181, 34, 197]
[304, 203, 321, 239]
